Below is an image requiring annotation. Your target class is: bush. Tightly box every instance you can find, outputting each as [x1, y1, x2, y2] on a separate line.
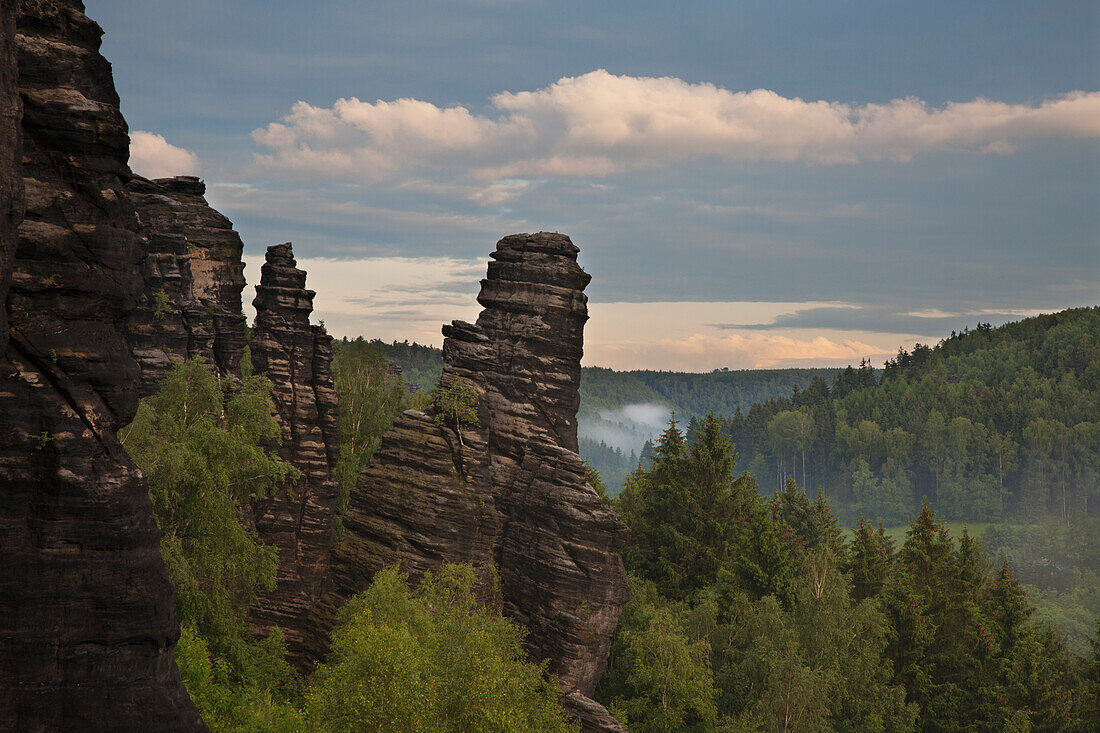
[306, 565, 576, 733]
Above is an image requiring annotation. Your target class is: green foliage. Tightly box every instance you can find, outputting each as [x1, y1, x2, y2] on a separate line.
[846, 516, 895, 601]
[579, 437, 640, 498]
[331, 338, 406, 517]
[583, 460, 613, 507]
[431, 377, 480, 442]
[305, 565, 576, 733]
[359, 338, 445, 395]
[120, 359, 300, 726]
[153, 288, 172, 320]
[174, 625, 305, 733]
[618, 414, 756, 599]
[599, 578, 718, 733]
[981, 516, 1100, 656]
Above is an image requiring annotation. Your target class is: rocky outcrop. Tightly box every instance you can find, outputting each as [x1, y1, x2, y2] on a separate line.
[247, 243, 340, 665]
[125, 175, 247, 397]
[313, 233, 630, 727]
[0, 1, 203, 729]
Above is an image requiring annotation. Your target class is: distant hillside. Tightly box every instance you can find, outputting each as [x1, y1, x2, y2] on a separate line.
[612, 367, 838, 419]
[721, 307, 1100, 524]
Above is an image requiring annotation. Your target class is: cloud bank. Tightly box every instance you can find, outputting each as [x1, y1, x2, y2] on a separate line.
[129, 131, 200, 179]
[252, 70, 1099, 192]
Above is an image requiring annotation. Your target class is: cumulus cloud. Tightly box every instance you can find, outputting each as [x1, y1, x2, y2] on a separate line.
[251, 70, 1100, 190]
[129, 131, 200, 179]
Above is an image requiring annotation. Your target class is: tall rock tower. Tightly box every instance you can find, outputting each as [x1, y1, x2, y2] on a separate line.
[248, 243, 341, 664]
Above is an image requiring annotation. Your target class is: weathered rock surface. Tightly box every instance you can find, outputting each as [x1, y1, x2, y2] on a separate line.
[0, 1, 203, 729]
[0, 0, 19, 352]
[313, 232, 630, 727]
[247, 243, 340, 665]
[125, 175, 247, 397]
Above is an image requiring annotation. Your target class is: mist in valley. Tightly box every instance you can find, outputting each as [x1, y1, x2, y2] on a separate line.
[578, 402, 671, 453]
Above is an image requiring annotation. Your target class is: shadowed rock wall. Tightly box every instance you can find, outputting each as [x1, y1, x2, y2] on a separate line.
[125, 175, 247, 397]
[312, 232, 630, 730]
[247, 242, 340, 665]
[0, 1, 203, 729]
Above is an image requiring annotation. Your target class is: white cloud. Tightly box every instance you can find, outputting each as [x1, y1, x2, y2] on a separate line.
[251, 71, 1100, 190]
[129, 131, 200, 179]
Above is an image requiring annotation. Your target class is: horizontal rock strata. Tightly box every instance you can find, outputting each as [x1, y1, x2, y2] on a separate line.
[247, 242, 340, 666]
[313, 232, 630, 729]
[0, 1, 203, 729]
[125, 175, 247, 397]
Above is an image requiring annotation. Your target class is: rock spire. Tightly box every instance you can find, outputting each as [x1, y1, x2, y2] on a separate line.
[311, 232, 630, 730]
[247, 242, 340, 665]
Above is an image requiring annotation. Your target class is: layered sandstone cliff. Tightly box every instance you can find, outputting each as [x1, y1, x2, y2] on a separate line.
[247, 243, 341, 665]
[125, 175, 247, 397]
[0, 1, 203, 729]
[313, 232, 630, 729]
[0, 3, 627, 729]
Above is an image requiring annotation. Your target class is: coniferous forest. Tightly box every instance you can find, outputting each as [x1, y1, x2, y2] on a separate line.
[714, 307, 1100, 526]
[599, 414, 1098, 731]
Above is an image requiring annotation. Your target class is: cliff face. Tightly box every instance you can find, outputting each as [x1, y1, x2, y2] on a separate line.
[125, 175, 247, 397]
[0, 1, 20, 352]
[247, 243, 340, 665]
[315, 233, 630, 728]
[0, 1, 203, 729]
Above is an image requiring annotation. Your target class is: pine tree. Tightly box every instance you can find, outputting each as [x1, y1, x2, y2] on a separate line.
[848, 516, 894, 601]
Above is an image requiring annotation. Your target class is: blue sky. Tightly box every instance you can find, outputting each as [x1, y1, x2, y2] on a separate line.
[93, 0, 1099, 369]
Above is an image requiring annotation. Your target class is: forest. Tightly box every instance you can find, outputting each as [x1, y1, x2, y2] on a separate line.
[714, 307, 1099, 525]
[599, 414, 1099, 731]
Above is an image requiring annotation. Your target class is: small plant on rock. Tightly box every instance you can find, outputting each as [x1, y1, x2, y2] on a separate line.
[152, 288, 171, 321]
[432, 377, 480, 445]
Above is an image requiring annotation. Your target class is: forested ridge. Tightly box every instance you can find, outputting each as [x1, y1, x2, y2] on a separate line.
[714, 307, 1099, 525]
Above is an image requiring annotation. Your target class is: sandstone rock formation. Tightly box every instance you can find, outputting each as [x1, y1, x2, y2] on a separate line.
[125, 175, 247, 397]
[247, 243, 340, 665]
[313, 232, 630, 730]
[0, 1, 203, 729]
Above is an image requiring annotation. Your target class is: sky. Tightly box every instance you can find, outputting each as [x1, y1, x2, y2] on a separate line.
[94, 0, 1099, 370]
